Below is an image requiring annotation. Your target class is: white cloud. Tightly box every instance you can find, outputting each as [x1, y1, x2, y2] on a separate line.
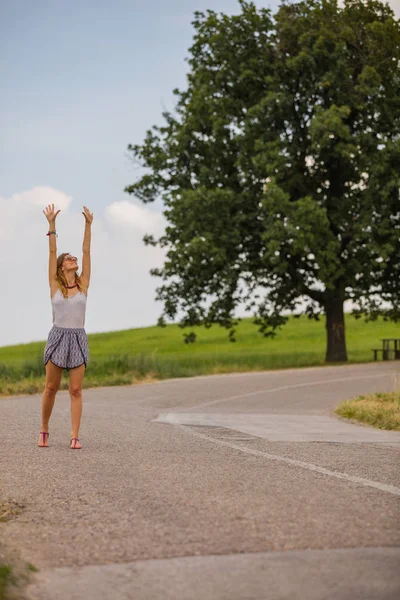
[105, 200, 166, 236]
[0, 186, 72, 241]
[10, 186, 72, 209]
[0, 187, 167, 346]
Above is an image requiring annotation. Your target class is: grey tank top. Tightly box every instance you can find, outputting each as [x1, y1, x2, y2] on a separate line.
[51, 288, 87, 329]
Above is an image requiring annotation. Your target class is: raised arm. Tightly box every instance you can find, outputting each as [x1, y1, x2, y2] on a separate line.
[81, 206, 93, 290]
[43, 204, 60, 296]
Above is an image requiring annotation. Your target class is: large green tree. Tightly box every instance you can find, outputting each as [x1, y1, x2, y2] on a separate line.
[126, 0, 400, 362]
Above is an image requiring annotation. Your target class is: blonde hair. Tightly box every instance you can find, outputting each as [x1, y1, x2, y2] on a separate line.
[56, 253, 83, 298]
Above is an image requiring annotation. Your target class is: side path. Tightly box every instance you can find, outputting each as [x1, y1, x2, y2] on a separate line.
[1, 362, 399, 600]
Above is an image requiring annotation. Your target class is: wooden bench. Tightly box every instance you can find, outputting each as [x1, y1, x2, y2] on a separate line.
[372, 348, 388, 361]
[372, 347, 400, 361]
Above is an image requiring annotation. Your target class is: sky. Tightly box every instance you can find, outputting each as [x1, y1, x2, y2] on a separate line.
[1, 0, 399, 346]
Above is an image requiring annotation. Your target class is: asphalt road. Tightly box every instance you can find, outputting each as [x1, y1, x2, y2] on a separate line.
[1, 362, 400, 600]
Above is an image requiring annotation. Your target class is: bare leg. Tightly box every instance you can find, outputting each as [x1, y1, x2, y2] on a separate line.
[39, 360, 63, 446]
[69, 364, 85, 448]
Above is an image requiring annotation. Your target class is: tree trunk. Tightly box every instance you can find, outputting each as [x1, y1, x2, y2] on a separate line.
[325, 296, 348, 362]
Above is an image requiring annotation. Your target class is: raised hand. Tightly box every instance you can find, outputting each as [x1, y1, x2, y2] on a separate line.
[82, 206, 94, 225]
[43, 204, 61, 224]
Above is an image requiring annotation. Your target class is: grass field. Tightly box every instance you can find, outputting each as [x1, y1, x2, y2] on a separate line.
[0, 315, 399, 397]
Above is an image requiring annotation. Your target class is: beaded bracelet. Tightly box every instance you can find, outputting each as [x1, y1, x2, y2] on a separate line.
[46, 231, 57, 237]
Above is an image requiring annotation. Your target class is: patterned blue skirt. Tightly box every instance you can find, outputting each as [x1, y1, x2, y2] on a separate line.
[44, 325, 89, 371]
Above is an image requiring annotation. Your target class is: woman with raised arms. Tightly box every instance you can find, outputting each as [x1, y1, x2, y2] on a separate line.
[39, 204, 93, 449]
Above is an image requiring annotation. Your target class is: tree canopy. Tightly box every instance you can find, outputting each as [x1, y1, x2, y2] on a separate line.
[126, 0, 400, 361]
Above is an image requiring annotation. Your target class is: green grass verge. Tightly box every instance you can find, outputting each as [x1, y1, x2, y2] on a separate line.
[0, 502, 38, 600]
[335, 391, 400, 430]
[0, 315, 399, 397]
[0, 560, 39, 600]
[0, 564, 12, 600]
